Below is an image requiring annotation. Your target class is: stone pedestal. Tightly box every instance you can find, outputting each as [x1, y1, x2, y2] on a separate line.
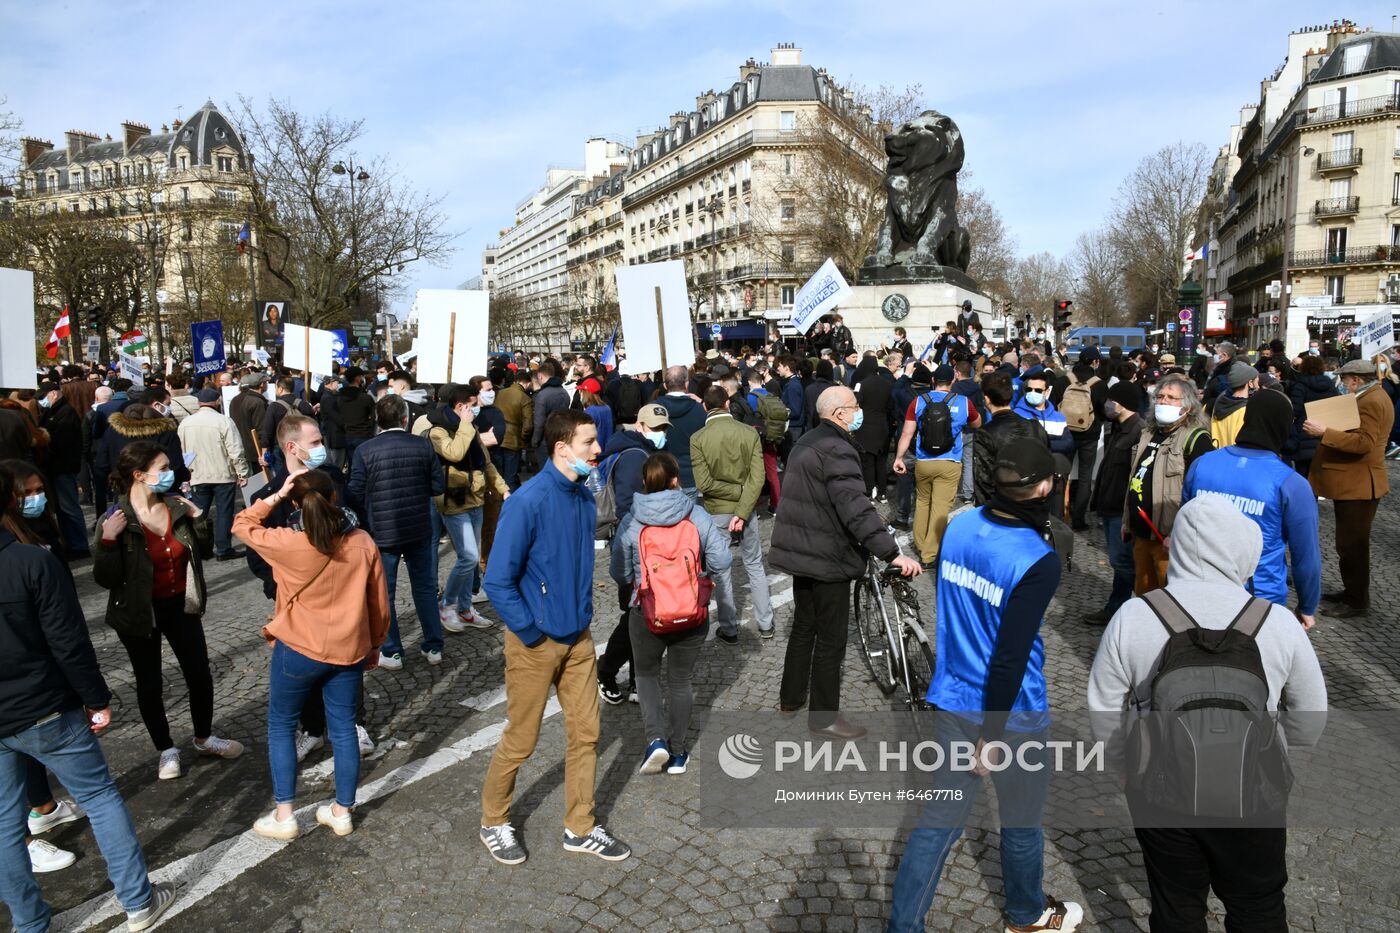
[839, 281, 993, 354]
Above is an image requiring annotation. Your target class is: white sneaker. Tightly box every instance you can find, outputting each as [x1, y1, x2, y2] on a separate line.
[316, 804, 354, 836]
[356, 724, 375, 757]
[157, 747, 182, 780]
[295, 731, 325, 763]
[421, 648, 443, 665]
[1005, 897, 1084, 933]
[471, 591, 489, 605]
[440, 603, 468, 633]
[194, 735, 244, 759]
[377, 651, 404, 671]
[458, 607, 494, 629]
[28, 799, 83, 836]
[252, 810, 300, 841]
[28, 838, 76, 873]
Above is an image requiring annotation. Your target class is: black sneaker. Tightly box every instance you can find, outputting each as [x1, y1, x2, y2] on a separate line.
[716, 630, 739, 645]
[215, 548, 246, 562]
[597, 681, 625, 706]
[563, 825, 631, 861]
[480, 823, 527, 865]
[1083, 608, 1113, 626]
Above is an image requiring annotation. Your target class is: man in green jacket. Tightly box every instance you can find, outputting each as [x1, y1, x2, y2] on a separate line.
[691, 385, 773, 642]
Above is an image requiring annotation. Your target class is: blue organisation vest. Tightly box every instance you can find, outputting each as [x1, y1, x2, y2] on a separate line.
[913, 390, 971, 461]
[929, 507, 1052, 732]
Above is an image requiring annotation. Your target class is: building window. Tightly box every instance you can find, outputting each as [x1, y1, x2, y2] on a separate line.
[1325, 274, 1345, 303]
[781, 242, 795, 263]
[216, 187, 239, 204]
[184, 220, 193, 242]
[782, 153, 795, 175]
[218, 156, 233, 172]
[780, 111, 796, 133]
[1342, 42, 1369, 74]
[780, 198, 796, 221]
[88, 198, 96, 211]
[1326, 226, 1348, 260]
[181, 187, 190, 204]
[781, 284, 796, 306]
[179, 155, 188, 171]
[68, 200, 79, 213]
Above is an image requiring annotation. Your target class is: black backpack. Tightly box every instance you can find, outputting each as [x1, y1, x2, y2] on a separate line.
[1125, 590, 1293, 821]
[917, 391, 955, 457]
[614, 378, 644, 426]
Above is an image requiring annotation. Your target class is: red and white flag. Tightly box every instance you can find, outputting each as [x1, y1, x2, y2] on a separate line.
[44, 308, 71, 359]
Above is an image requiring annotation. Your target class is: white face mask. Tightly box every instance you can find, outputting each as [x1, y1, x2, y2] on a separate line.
[1155, 403, 1184, 425]
[479, 389, 496, 406]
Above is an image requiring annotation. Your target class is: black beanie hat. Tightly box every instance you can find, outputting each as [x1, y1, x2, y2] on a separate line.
[1235, 388, 1293, 455]
[1106, 382, 1140, 412]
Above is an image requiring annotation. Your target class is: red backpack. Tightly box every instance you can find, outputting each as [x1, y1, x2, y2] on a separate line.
[636, 519, 713, 633]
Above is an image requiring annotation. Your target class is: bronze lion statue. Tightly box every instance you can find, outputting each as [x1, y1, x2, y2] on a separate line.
[865, 111, 970, 273]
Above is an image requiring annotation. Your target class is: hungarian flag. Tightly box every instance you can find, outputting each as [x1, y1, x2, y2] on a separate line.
[119, 330, 149, 353]
[44, 308, 72, 359]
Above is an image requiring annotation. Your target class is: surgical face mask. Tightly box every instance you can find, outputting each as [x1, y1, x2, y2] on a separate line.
[385, 386, 397, 395]
[471, 405, 481, 416]
[299, 444, 327, 469]
[1024, 391, 1045, 407]
[377, 373, 388, 382]
[644, 430, 667, 450]
[1154, 403, 1184, 425]
[1309, 346, 1320, 355]
[1102, 401, 1121, 420]
[567, 456, 594, 478]
[37, 396, 53, 409]
[21, 493, 46, 518]
[145, 469, 176, 494]
[479, 389, 496, 406]
[847, 409, 864, 433]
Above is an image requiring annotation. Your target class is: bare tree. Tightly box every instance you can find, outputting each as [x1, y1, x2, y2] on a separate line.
[565, 264, 620, 350]
[1008, 251, 1074, 331]
[958, 180, 1017, 299]
[234, 98, 456, 328]
[1071, 228, 1128, 327]
[1109, 142, 1210, 332]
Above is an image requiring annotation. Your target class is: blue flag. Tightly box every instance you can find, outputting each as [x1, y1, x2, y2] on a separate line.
[918, 338, 935, 363]
[600, 327, 618, 370]
[330, 329, 351, 366]
[191, 320, 225, 375]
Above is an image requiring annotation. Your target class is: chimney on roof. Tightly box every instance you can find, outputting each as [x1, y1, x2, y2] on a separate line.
[21, 137, 54, 166]
[739, 57, 761, 80]
[696, 90, 719, 111]
[121, 121, 151, 152]
[172, 118, 183, 130]
[771, 43, 802, 66]
[670, 111, 687, 129]
[64, 130, 99, 160]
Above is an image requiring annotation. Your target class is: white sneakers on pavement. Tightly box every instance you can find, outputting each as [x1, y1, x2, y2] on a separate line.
[253, 810, 300, 841]
[457, 607, 494, 629]
[28, 838, 76, 873]
[28, 799, 83, 836]
[440, 603, 468, 633]
[421, 648, 443, 665]
[316, 804, 354, 836]
[356, 724, 375, 757]
[157, 748, 182, 780]
[295, 731, 325, 763]
[377, 652, 404, 671]
[194, 735, 244, 759]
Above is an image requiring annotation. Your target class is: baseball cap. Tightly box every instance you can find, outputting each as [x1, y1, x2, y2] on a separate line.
[1226, 360, 1257, 389]
[993, 438, 1058, 488]
[36, 382, 59, 397]
[195, 388, 221, 404]
[932, 364, 955, 384]
[1159, 353, 1177, 365]
[636, 403, 671, 430]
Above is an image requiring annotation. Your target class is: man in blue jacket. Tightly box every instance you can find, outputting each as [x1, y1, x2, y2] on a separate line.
[1014, 371, 1075, 458]
[347, 395, 446, 670]
[480, 409, 630, 866]
[1183, 390, 1321, 628]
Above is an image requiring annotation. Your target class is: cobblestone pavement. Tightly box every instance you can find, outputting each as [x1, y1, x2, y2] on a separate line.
[10, 472, 1400, 932]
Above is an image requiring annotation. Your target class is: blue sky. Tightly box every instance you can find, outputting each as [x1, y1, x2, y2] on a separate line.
[4, 1, 1392, 317]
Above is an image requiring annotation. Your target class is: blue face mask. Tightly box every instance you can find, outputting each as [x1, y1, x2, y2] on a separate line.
[1024, 391, 1046, 407]
[644, 430, 667, 450]
[568, 457, 594, 479]
[300, 444, 327, 469]
[21, 493, 46, 518]
[847, 409, 864, 433]
[145, 470, 176, 494]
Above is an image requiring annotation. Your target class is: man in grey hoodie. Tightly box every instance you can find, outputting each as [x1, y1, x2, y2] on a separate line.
[1088, 495, 1326, 932]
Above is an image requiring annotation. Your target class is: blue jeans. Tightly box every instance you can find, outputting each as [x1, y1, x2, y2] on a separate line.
[380, 538, 444, 655]
[267, 641, 363, 809]
[0, 709, 153, 931]
[707, 510, 773, 634]
[49, 471, 90, 554]
[190, 481, 238, 555]
[1102, 515, 1136, 616]
[887, 717, 1051, 932]
[441, 508, 483, 611]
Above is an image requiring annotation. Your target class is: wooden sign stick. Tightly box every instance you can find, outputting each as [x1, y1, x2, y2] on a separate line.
[654, 286, 667, 370]
[446, 311, 457, 384]
[249, 427, 272, 481]
[303, 338, 312, 403]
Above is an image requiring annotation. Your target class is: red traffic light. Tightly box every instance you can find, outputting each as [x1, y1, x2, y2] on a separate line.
[1055, 300, 1072, 312]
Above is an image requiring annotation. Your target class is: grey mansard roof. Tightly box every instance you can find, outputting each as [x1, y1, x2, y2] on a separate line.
[24, 101, 246, 173]
[1310, 33, 1400, 82]
[756, 65, 819, 101]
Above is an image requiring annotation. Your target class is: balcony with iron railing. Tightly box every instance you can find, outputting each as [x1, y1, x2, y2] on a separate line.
[1317, 148, 1363, 172]
[621, 130, 791, 208]
[1288, 244, 1400, 267]
[1314, 196, 1360, 218]
[1299, 94, 1400, 127]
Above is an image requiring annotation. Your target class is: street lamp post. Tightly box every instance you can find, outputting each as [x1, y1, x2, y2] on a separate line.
[700, 195, 723, 340]
[332, 159, 371, 339]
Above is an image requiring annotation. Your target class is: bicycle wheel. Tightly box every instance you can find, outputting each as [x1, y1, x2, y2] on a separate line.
[853, 577, 898, 695]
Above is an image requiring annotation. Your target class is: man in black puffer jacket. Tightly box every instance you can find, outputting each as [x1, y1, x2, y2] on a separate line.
[973, 372, 1049, 505]
[347, 395, 446, 670]
[529, 361, 570, 469]
[771, 385, 922, 741]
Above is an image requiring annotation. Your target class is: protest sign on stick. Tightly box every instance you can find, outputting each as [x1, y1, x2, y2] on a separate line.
[615, 262, 692, 376]
[415, 290, 487, 384]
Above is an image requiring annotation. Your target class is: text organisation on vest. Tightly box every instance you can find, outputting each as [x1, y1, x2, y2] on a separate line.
[1196, 489, 1266, 517]
[939, 560, 1005, 607]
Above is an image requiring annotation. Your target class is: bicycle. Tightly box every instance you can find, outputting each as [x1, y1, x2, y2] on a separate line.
[852, 532, 936, 732]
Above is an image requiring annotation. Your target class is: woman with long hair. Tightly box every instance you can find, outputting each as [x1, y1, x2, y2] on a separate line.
[0, 459, 70, 569]
[616, 452, 730, 775]
[234, 469, 390, 840]
[92, 441, 242, 780]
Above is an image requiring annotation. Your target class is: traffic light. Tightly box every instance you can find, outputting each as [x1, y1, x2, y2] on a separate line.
[1053, 299, 1073, 332]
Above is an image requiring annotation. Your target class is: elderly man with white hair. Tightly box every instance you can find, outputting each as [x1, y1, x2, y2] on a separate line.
[769, 385, 922, 740]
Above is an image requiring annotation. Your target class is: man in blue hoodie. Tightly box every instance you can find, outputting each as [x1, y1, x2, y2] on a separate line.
[657, 365, 706, 495]
[1183, 390, 1321, 628]
[480, 409, 631, 866]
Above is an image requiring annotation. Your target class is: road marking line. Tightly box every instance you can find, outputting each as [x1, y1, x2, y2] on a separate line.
[54, 699, 562, 932]
[460, 684, 508, 710]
